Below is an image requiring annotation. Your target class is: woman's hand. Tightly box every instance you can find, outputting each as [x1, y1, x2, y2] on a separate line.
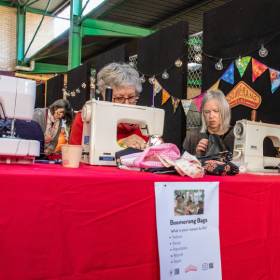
[195, 138, 209, 155]
[119, 134, 147, 150]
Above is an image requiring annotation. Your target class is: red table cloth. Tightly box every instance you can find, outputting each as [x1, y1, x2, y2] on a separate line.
[0, 163, 279, 280]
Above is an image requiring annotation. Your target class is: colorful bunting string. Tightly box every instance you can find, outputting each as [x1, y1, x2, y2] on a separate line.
[235, 56, 251, 78]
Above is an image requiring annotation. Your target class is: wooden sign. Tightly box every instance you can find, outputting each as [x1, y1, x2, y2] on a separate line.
[226, 81, 262, 109]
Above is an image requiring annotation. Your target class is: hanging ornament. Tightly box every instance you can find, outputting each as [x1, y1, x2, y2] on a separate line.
[193, 44, 202, 52]
[215, 59, 223, 71]
[149, 76, 155, 85]
[81, 82, 87, 89]
[75, 88, 81, 94]
[194, 54, 202, 63]
[174, 59, 183, 68]
[129, 61, 135, 68]
[236, 56, 242, 68]
[140, 75, 146, 83]
[259, 44, 268, 58]
[162, 70, 169, 80]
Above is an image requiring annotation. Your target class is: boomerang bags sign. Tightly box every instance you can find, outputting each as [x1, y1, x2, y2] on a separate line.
[155, 182, 221, 280]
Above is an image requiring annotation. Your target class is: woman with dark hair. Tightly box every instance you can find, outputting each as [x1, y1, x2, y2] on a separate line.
[33, 99, 73, 155]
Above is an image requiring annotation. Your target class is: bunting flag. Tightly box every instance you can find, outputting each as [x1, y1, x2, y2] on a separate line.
[181, 99, 192, 115]
[220, 62, 235, 85]
[252, 58, 268, 82]
[171, 97, 180, 113]
[153, 79, 162, 95]
[192, 92, 205, 112]
[161, 89, 171, 105]
[208, 79, 220, 91]
[269, 68, 280, 93]
[235, 56, 251, 78]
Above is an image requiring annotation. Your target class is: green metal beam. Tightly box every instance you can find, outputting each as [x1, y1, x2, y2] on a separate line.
[20, 62, 68, 74]
[0, 1, 15, 8]
[82, 19, 154, 37]
[68, 0, 82, 71]
[25, 6, 53, 17]
[16, 6, 26, 64]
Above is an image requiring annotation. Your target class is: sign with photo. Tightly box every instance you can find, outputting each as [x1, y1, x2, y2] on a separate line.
[155, 182, 221, 280]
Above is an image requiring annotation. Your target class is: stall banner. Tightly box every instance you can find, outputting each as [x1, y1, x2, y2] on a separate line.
[155, 182, 221, 280]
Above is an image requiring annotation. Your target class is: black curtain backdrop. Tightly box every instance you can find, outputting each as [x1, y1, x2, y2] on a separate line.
[203, 0, 280, 125]
[46, 74, 64, 107]
[87, 44, 126, 73]
[67, 63, 90, 111]
[35, 83, 45, 108]
[67, 45, 126, 110]
[137, 21, 188, 150]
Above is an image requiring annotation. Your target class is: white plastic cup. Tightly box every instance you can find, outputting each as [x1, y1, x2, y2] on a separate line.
[61, 144, 82, 168]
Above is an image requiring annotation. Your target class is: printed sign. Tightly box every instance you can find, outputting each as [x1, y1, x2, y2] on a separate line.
[155, 182, 221, 280]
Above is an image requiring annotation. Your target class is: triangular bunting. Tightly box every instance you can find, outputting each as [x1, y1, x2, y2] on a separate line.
[171, 97, 180, 113]
[269, 68, 280, 93]
[209, 80, 220, 91]
[220, 62, 235, 85]
[192, 92, 205, 112]
[252, 58, 268, 82]
[235, 56, 251, 78]
[161, 89, 171, 105]
[181, 99, 192, 115]
[153, 79, 162, 95]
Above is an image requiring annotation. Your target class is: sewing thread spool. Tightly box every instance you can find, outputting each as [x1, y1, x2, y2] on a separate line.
[251, 110, 257, 121]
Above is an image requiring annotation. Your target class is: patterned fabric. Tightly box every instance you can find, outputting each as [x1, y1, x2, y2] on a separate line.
[44, 111, 61, 154]
[199, 152, 239, 176]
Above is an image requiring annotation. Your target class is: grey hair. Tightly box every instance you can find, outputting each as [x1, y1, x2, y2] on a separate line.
[97, 62, 142, 97]
[200, 89, 231, 133]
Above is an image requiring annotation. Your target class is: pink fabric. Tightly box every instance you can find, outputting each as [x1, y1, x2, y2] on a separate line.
[120, 143, 180, 168]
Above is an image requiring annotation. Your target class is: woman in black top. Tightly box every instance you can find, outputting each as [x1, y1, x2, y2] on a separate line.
[183, 89, 234, 156]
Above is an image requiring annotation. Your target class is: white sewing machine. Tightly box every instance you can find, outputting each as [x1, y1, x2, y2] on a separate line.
[233, 119, 280, 172]
[81, 100, 165, 165]
[0, 75, 40, 164]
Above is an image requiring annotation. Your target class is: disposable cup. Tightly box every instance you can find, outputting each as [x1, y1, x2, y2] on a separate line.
[61, 144, 82, 168]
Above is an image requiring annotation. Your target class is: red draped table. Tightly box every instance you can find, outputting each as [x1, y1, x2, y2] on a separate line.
[0, 163, 280, 280]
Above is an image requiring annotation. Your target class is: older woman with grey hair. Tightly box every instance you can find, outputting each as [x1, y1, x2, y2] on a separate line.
[69, 62, 148, 149]
[183, 89, 234, 156]
[97, 62, 142, 102]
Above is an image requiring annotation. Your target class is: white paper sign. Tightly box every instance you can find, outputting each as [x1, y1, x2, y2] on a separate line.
[155, 182, 222, 280]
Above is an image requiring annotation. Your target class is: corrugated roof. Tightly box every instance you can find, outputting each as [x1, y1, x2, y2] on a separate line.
[23, 0, 231, 65]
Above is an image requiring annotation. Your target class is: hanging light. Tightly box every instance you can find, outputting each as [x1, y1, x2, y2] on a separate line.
[236, 56, 242, 68]
[161, 70, 169, 80]
[194, 54, 202, 63]
[215, 59, 223, 71]
[174, 58, 183, 68]
[193, 44, 202, 52]
[259, 44, 268, 58]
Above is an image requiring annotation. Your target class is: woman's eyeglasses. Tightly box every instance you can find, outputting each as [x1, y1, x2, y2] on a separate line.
[113, 96, 139, 104]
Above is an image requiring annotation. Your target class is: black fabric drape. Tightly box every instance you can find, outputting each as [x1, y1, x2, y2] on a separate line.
[137, 21, 188, 150]
[67, 64, 90, 111]
[88, 44, 126, 73]
[46, 74, 64, 107]
[203, 0, 280, 125]
[35, 83, 45, 108]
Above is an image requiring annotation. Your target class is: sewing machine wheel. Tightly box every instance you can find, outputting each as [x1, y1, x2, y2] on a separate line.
[234, 122, 244, 139]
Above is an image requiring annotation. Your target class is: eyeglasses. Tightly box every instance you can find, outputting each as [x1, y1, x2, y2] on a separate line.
[113, 96, 139, 104]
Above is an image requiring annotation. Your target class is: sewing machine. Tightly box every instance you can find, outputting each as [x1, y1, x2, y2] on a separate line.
[81, 100, 165, 165]
[233, 119, 280, 172]
[0, 75, 40, 164]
